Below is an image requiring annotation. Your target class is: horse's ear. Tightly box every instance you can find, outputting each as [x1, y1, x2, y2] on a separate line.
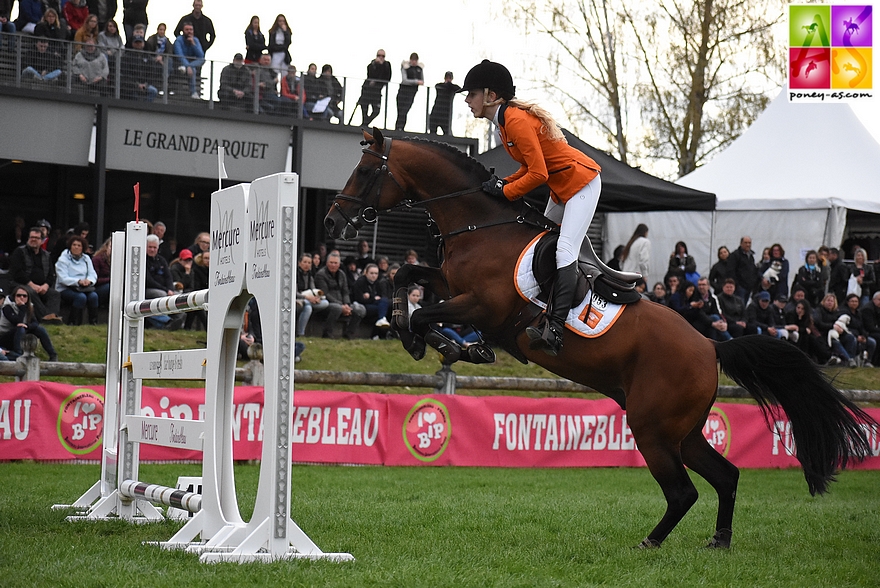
[372, 127, 385, 150]
[361, 129, 374, 146]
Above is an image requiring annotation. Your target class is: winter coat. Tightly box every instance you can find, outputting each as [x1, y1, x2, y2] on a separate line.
[54, 249, 97, 292]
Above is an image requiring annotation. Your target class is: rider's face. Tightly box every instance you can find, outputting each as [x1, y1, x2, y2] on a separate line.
[465, 90, 485, 118]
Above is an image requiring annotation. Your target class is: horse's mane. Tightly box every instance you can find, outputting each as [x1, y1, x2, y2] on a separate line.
[404, 138, 491, 180]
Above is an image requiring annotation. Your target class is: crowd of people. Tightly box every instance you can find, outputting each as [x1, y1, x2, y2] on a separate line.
[620, 229, 880, 368]
[3, 1, 460, 131]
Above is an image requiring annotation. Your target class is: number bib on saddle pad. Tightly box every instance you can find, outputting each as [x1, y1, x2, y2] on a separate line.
[514, 237, 626, 338]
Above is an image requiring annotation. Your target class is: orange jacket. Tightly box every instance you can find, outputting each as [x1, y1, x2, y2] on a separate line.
[498, 104, 600, 203]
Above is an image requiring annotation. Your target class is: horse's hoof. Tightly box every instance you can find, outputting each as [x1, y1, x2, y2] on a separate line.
[633, 538, 662, 549]
[466, 344, 496, 364]
[406, 336, 426, 361]
[705, 529, 732, 549]
[424, 330, 461, 363]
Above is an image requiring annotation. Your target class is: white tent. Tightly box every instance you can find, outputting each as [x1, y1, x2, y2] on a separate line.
[603, 87, 880, 288]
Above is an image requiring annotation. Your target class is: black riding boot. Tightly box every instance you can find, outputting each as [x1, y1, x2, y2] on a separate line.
[526, 261, 578, 356]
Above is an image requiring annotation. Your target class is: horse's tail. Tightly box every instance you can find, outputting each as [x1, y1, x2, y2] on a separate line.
[714, 335, 876, 495]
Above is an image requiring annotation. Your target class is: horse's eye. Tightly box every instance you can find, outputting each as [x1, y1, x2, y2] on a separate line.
[357, 166, 372, 176]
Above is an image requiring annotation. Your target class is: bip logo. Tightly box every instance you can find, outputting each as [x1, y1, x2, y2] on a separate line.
[57, 388, 104, 455]
[789, 4, 874, 101]
[702, 406, 731, 457]
[402, 399, 451, 462]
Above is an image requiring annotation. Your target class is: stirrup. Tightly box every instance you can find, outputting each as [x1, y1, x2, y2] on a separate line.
[526, 321, 562, 356]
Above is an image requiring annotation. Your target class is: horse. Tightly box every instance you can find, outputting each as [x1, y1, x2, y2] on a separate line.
[324, 128, 876, 549]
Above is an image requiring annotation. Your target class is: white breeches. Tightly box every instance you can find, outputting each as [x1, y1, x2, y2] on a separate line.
[543, 174, 601, 267]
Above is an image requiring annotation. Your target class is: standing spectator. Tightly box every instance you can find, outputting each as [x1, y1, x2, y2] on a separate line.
[152, 221, 174, 261]
[620, 223, 650, 277]
[145, 22, 173, 75]
[758, 243, 790, 299]
[174, 21, 205, 99]
[8, 228, 63, 324]
[428, 71, 461, 135]
[14, 0, 43, 34]
[301, 63, 321, 118]
[729, 236, 758, 304]
[243, 15, 265, 64]
[295, 253, 328, 337]
[72, 39, 110, 94]
[717, 278, 754, 338]
[279, 64, 303, 117]
[861, 291, 880, 365]
[174, 0, 215, 55]
[55, 235, 98, 325]
[63, 0, 89, 40]
[218, 53, 253, 111]
[74, 13, 100, 49]
[121, 0, 148, 45]
[255, 53, 280, 114]
[357, 49, 392, 127]
[842, 293, 876, 366]
[794, 250, 824, 307]
[266, 14, 291, 77]
[816, 245, 831, 294]
[0, 286, 58, 361]
[92, 237, 112, 306]
[668, 241, 698, 284]
[354, 239, 376, 271]
[849, 247, 875, 306]
[22, 37, 63, 83]
[708, 246, 732, 294]
[0, 1, 16, 51]
[352, 263, 392, 334]
[121, 33, 160, 102]
[826, 247, 850, 305]
[314, 251, 366, 339]
[86, 0, 117, 31]
[395, 52, 424, 131]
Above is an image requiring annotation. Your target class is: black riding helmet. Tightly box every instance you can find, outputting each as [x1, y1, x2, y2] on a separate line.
[461, 59, 516, 100]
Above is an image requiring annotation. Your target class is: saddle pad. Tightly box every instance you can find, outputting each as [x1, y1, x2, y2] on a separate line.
[514, 234, 626, 338]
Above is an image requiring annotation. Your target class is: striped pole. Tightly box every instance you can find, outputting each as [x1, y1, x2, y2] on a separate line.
[119, 480, 202, 513]
[124, 290, 209, 319]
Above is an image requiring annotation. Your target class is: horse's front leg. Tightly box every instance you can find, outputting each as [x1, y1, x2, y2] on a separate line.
[391, 265, 450, 361]
[411, 294, 496, 365]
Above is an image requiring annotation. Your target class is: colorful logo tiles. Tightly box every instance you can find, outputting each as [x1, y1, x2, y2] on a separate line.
[789, 4, 874, 102]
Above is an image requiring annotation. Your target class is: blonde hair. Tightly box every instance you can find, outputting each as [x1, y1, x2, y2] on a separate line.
[506, 98, 565, 141]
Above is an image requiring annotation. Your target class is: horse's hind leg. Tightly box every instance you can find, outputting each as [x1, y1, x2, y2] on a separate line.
[680, 424, 740, 548]
[635, 441, 699, 547]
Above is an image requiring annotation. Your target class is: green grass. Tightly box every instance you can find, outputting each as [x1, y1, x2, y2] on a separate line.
[1, 463, 877, 587]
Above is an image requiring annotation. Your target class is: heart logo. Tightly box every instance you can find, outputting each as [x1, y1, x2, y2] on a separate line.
[82, 403, 96, 414]
[423, 412, 436, 424]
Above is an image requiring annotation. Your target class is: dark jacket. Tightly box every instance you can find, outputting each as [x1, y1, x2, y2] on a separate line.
[296, 266, 318, 296]
[244, 28, 265, 62]
[351, 275, 385, 306]
[145, 253, 173, 292]
[758, 256, 790, 298]
[828, 258, 850, 303]
[860, 303, 880, 337]
[794, 264, 824, 306]
[170, 262, 193, 292]
[174, 12, 215, 53]
[729, 246, 758, 293]
[746, 300, 780, 332]
[9, 244, 55, 287]
[813, 305, 842, 337]
[708, 259, 732, 293]
[314, 266, 351, 305]
[849, 263, 876, 298]
[23, 46, 63, 75]
[218, 62, 253, 101]
[120, 47, 160, 96]
[718, 291, 746, 323]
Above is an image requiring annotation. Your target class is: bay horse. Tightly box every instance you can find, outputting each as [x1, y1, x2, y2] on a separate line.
[324, 128, 876, 549]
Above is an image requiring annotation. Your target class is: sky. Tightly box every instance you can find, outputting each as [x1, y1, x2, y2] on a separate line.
[145, 0, 880, 167]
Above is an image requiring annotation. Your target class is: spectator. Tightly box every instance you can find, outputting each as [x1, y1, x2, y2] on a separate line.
[72, 39, 110, 94]
[826, 247, 850, 305]
[770, 293, 799, 341]
[817, 245, 831, 293]
[746, 291, 786, 338]
[861, 291, 880, 365]
[758, 243, 790, 299]
[0, 286, 58, 361]
[314, 64, 343, 122]
[606, 245, 624, 271]
[254, 53, 280, 114]
[295, 252, 328, 337]
[0, 2, 16, 51]
[8, 228, 63, 324]
[849, 247, 875, 306]
[186, 232, 210, 257]
[174, 21, 205, 99]
[668, 241, 698, 284]
[121, 33, 160, 102]
[22, 37, 63, 83]
[92, 237, 112, 306]
[34, 7, 66, 42]
[404, 249, 420, 265]
[377, 262, 398, 301]
[395, 52, 424, 131]
[789, 300, 831, 364]
[729, 236, 758, 304]
[301, 63, 321, 118]
[279, 64, 303, 117]
[406, 284, 422, 316]
[695, 277, 731, 341]
[352, 263, 392, 335]
[708, 246, 732, 294]
[784, 283, 807, 316]
[144, 234, 174, 298]
[842, 293, 876, 366]
[50, 222, 90, 265]
[664, 272, 681, 300]
[145, 22, 173, 75]
[649, 281, 668, 306]
[74, 13, 100, 49]
[620, 223, 650, 277]
[314, 251, 366, 339]
[169, 248, 194, 292]
[121, 0, 148, 45]
[152, 221, 174, 261]
[813, 293, 855, 366]
[670, 280, 713, 338]
[342, 255, 360, 292]
[376, 256, 390, 277]
[243, 15, 265, 64]
[55, 235, 98, 325]
[355, 239, 376, 271]
[174, 0, 215, 55]
[717, 278, 754, 338]
[14, 0, 43, 34]
[218, 53, 253, 111]
[358, 49, 391, 127]
[266, 14, 291, 77]
[63, 0, 89, 40]
[794, 249, 824, 307]
[428, 71, 461, 135]
[86, 0, 117, 31]
[191, 250, 209, 292]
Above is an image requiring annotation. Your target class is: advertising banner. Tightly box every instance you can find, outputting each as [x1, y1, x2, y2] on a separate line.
[1, 382, 878, 469]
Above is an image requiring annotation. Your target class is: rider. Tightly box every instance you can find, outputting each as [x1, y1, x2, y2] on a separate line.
[462, 59, 602, 356]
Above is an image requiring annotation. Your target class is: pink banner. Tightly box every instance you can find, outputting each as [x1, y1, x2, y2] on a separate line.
[1, 382, 878, 469]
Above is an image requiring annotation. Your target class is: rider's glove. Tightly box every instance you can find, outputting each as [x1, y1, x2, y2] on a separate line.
[481, 175, 507, 199]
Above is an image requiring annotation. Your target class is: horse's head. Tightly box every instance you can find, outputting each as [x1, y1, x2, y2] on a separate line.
[324, 128, 410, 240]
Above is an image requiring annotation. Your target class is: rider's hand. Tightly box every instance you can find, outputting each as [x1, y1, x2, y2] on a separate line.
[481, 175, 507, 199]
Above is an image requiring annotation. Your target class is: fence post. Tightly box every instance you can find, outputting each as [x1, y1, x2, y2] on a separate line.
[16, 334, 40, 382]
[434, 360, 457, 395]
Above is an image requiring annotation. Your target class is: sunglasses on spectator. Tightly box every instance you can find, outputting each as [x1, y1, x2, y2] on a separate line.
[15, 293, 28, 299]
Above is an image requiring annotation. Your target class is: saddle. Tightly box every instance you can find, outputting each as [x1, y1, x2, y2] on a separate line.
[532, 233, 643, 306]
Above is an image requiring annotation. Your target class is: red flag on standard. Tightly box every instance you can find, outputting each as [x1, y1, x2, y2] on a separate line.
[133, 182, 140, 222]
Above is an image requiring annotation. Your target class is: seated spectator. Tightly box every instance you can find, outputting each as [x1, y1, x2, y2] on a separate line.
[92, 237, 112, 306]
[354, 239, 376, 272]
[295, 252, 329, 337]
[861, 291, 880, 365]
[33, 8, 66, 43]
[267, 14, 291, 77]
[789, 300, 831, 364]
[174, 21, 205, 98]
[98, 19, 124, 59]
[50, 221, 90, 265]
[63, 0, 89, 40]
[127, 23, 147, 48]
[243, 15, 265, 63]
[664, 272, 682, 301]
[74, 13, 100, 50]
[376, 256, 390, 277]
[406, 284, 422, 316]
[0, 286, 58, 361]
[695, 277, 731, 341]
[254, 53, 280, 114]
[769, 293, 799, 341]
[668, 241, 698, 284]
[55, 235, 98, 325]
[72, 39, 110, 94]
[717, 278, 755, 338]
[849, 247, 875, 306]
[170, 248, 194, 292]
[218, 52, 253, 110]
[648, 281, 668, 306]
[121, 33, 160, 102]
[343, 255, 360, 291]
[279, 64, 303, 117]
[192, 250, 209, 291]
[813, 293, 856, 366]
[606, 245, 624, 271]
[144, 234, 184, 330]
[746, 291, 785, 339]
[8, 227, 63, 324]
[22, 36, 63, 83]
[708, 246, 732, 293]
[669, 281, 706, 335]
[758, 243, 789, 300]
[404, 249, 420, 265]
[377, 262, 399, 301]
[314, 251, 366, 339]
[145, 22, 174, 75]
[186, 231, 210, 257]
[312, 64, 343, 122]
[352, 263, 392, 336]
[783, 283, 807, 316]
[794, 249, 824, 307]
[842, 293, 876, 367]
[301, 63, 321, 117]
[14, 0, 43, 34]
